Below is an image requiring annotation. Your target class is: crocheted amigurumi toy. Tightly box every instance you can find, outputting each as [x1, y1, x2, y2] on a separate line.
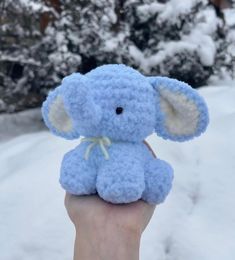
[42, 64, 209, 205]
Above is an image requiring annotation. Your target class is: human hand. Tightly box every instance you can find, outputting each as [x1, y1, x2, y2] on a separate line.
[65, 193, 155, 260]
[64, 141, 156, 260]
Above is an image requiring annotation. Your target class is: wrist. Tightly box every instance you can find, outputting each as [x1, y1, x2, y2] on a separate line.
[74, 220, 141, 260]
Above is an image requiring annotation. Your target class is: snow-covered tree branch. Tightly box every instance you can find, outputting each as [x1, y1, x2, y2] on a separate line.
[0, 0, 234, 113]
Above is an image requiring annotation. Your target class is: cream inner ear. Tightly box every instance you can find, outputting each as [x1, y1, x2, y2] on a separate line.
[48, 96, 73, 133]
[159, 87, 200, 136]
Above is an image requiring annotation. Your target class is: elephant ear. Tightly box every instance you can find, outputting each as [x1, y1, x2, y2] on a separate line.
[41, 73, 81, 140]
[149, 76, 209, 142]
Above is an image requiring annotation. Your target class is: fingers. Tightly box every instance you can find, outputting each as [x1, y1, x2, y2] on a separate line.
[139, 201, 156, 232]
[143, 140, 157, 158]
[123, 199, 156, 233]
[64, 192, 71, 209]
[64, 193, 79, 224]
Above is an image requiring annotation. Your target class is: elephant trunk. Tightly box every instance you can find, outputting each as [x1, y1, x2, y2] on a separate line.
[62, 76, 101, 127]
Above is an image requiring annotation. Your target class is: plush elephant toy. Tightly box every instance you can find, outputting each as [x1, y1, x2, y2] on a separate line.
[42, 64, 209, 205]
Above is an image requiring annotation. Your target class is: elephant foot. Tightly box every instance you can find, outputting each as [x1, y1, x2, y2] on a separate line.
[142, 159, 174, 204]
[60, 150, 97, 195]
[97, 180, 144, 204]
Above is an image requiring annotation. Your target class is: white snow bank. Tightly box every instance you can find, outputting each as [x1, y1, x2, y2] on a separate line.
[0, 108, 45, 143]
[0, 86, 235, 260]
[142, 86, 235, 260]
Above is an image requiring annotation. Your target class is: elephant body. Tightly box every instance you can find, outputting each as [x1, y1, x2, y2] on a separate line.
[42, 64, 209, 205]
[60, 141, 173, 204]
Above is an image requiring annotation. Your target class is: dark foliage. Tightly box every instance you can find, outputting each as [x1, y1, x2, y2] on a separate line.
[0, 0, 234, 112]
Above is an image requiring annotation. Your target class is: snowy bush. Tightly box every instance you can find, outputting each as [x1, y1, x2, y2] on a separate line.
[0, 0, 234, 113]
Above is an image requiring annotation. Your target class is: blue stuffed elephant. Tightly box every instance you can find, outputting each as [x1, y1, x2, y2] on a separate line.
[42, 64, 209, 204]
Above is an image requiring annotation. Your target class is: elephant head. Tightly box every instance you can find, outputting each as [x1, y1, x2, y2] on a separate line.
[42, 64, 209, 142]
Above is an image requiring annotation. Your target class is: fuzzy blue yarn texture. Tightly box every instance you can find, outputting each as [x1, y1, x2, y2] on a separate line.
[42, 64, 209, 204]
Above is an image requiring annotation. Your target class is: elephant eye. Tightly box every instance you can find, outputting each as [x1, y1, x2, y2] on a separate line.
[115, 107, 123, 115]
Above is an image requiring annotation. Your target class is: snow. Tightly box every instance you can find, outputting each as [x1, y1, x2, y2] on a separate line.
[183, 31, 216, 66]
[137, 3, 165, 23]
[0, 53, 41, 66]
[142, 86, 235, 260]
[130, 2, 218, 73]
[224, 9, 235, 27]
[0, 108, 45, 142]
[156, 0, 197, 23]
[137, 0, 202, 24]
[19, 0, 54, 13]
[130, 40, 205, 71]
[1, 86, 235, 259]
[130, 21, 217, 72]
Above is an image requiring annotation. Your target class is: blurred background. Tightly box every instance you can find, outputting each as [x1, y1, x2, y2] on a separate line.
[0, 0, 235, 260]
[1, 0, 235, 114]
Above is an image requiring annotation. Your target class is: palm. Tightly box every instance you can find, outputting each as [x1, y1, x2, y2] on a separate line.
[65, 193, 155, 234]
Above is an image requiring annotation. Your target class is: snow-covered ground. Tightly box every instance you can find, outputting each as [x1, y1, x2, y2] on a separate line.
[0, 86, 235, 260]
[0, 108, 45, 142]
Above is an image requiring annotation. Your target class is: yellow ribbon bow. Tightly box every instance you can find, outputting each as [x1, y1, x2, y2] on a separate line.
[80, 136, 112, 160]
